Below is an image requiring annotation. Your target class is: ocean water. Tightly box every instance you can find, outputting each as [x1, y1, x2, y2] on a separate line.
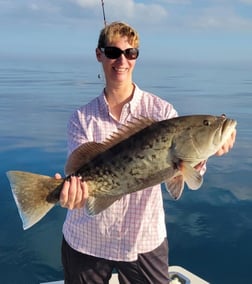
[0, 55, 251, 284]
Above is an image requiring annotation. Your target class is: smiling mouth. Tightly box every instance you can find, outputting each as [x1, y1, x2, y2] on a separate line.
[113, 67, 128, 72]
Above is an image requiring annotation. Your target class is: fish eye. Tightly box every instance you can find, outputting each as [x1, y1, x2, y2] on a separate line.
[203, 119, 210, 126]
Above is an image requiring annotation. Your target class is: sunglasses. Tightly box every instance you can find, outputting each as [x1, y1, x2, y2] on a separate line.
[100, 46, 139, 60]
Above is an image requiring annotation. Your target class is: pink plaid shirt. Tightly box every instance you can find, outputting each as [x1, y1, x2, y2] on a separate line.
[62, 84, 178, 261]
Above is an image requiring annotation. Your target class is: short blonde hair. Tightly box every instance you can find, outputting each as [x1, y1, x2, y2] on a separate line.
[97, 21, 139, 48]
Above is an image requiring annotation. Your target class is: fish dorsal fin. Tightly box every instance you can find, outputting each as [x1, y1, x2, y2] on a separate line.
[65, 116, 155, 175]
[65, 142, 108, 175]
[102, 116, 155, 148]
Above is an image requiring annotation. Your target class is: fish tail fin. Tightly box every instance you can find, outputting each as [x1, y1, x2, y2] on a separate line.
[6, 170, 64, 230]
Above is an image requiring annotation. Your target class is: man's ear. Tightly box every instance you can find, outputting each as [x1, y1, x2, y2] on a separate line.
[96, 48, 102, 62]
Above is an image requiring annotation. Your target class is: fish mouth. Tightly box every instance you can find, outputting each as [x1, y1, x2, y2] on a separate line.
[222, 118, 237, 135]
[210, 116, 236, 150]
[219, 117, 237, 146]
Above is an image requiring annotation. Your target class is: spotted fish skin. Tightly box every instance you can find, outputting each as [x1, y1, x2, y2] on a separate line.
[6, 115, 237, 229]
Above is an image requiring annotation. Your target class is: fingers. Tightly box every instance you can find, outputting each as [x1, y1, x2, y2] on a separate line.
[231, 128, 237, 145]
[215, 129, 236, 156]
[55, 173, 62, 179]
[72, 177, 88, 209]
[59, 176, 88, 210]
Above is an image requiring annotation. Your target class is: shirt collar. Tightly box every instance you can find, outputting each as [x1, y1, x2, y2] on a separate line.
[98, 83, 142, 114]
[128, 83, 142, 114]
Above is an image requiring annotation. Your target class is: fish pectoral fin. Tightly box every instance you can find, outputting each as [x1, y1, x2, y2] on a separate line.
[164, 161, 203, 199]
[85, 195, 122, 216]
[164, 175, 184, 200]
[183, 162, 203, 190]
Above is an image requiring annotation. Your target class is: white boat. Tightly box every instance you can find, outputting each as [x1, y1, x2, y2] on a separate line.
[41, 265, 209, 284]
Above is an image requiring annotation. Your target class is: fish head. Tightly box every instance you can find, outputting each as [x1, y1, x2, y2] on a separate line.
[171, 115, 237, 164]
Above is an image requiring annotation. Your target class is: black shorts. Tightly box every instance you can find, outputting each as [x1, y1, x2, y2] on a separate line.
[62, 237, 169, 284]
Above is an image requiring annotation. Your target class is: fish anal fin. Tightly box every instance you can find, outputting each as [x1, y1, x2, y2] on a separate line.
[85, 195, 122, 216]
[165, 175, 184, 200]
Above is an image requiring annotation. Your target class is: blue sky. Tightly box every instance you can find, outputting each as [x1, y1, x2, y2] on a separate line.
[1, 0, 252, 63]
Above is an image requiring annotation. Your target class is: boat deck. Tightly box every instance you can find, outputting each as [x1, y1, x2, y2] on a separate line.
[41, 265, 209, 284]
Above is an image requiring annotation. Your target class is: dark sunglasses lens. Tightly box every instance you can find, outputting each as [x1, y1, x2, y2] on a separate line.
[104, 47, 122, 59]
[125, 48, 139, 60]
[104, 47, 139, 60]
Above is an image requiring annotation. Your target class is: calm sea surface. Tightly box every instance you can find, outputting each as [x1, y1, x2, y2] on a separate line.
[0, 56, 251, 284]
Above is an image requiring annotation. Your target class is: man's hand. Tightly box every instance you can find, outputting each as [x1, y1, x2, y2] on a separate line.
[55, 173, 89, 209]
[215, 129, 236, 156]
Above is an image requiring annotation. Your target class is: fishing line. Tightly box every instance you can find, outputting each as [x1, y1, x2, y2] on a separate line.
[101, 0, 107, 26]
[97, 0, 107, 83]
[98, 0, 107, 82]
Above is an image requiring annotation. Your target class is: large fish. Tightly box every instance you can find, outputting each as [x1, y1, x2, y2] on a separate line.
[6, 115, 236, 230]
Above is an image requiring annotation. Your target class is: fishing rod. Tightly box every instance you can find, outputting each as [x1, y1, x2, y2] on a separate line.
[101, 0, 107, 26]
[98, 0, 107, 81]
